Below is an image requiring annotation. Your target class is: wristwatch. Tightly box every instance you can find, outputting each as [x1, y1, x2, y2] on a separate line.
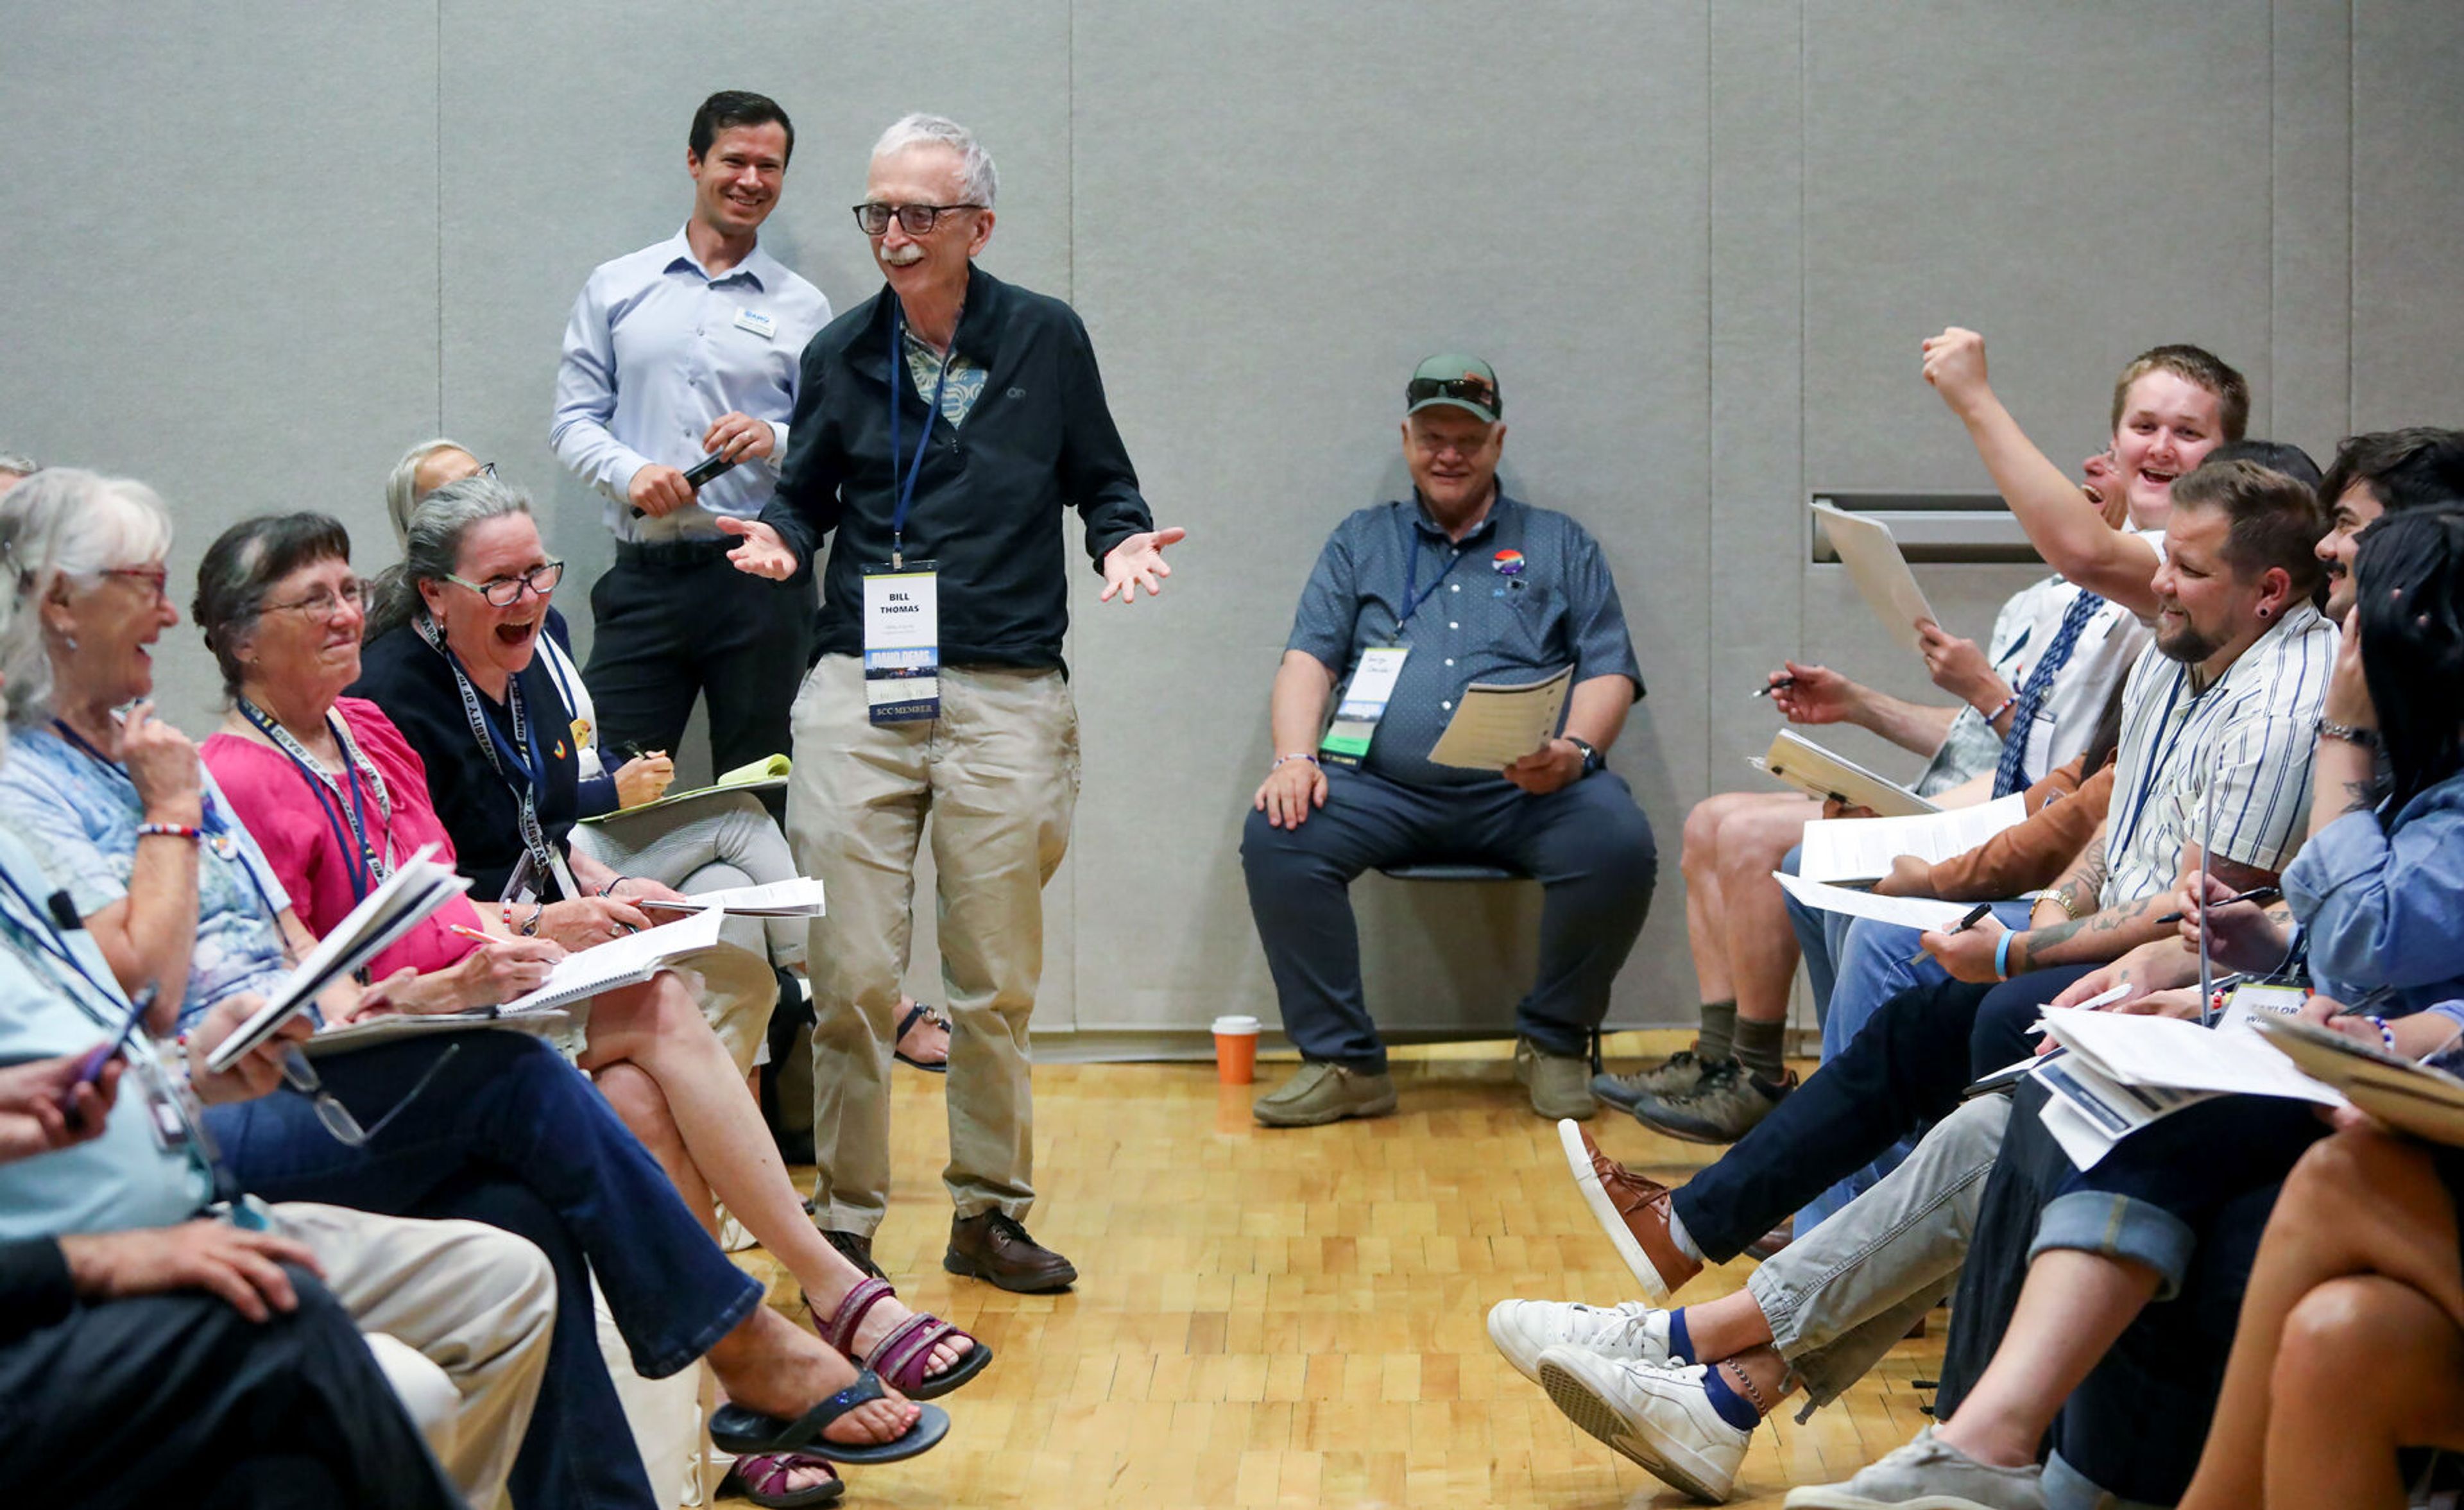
[1564, 735, 1601, 776]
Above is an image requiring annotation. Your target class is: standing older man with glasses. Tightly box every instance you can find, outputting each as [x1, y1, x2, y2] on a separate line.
[721, 113, 1183, 1292]
[1240, 358, 1656, 1128]
[551, 90, 832, 786]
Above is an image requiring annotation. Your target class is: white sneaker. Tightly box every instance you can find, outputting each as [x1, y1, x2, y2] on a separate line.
[1486, 1297, 1673, 1384]
[1535, 1346, 1750, 1504]
[1782, 1425, 2046, 1509]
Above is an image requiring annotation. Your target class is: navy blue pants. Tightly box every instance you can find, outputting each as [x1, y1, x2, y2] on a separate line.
[1240, 764, 1656, 1073]
[1668, 966, 2092, 1262]
[210, 1031, 766, 1510]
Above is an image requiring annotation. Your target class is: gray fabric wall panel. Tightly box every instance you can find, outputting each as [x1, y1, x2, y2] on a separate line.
[2271, 0, 2355, 453]
[0, 3, 440, 732]
[2352, 0, 2464, 429]
[1801, 0, 2276, 490]
[1063, 1, 1710, 1033]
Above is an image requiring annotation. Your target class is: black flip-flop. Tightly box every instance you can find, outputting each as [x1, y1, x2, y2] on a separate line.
[709, 1369, 951, 1466]
[893, 1002, 950, 1074]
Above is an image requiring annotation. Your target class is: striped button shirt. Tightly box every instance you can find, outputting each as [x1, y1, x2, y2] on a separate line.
[2101, 603, 2338, 904]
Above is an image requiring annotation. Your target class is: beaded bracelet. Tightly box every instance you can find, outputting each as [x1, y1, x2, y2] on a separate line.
[1270, 753, 1320, 771]
[137, 822, 203, 842]
[2367, 1016, 2398, 1054]
[1981, 694, 2018, 726]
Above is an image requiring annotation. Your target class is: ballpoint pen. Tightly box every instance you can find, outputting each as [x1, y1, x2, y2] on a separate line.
[1909, 902, 1996, 963]
[1752, 676, 1799, 699]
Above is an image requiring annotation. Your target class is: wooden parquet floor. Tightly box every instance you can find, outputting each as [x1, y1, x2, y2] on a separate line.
[739, 1031, 1942, 1508]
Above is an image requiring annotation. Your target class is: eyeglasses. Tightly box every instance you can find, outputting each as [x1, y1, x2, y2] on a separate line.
[102, 565, 171, 603]
[443, 560, 564, 607]
[264, 578, 369, 620]
[1406, 374, 1501, 416]
[278, 1042, 459, 1146]
[851, 202, 984, 236]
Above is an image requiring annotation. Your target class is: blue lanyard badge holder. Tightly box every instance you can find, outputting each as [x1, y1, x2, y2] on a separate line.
[1321, 521, 1460, 765]
[869, 306, 950, 725]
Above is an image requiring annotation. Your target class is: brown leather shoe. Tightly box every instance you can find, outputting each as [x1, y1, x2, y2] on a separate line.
[944, 1210, 1078, 1293]
[819, 1226, 884, 1281]
[1557, 1119, 1701, 1303]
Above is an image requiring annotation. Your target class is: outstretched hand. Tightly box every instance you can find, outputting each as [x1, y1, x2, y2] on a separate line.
[1101, 528, 1187, 604]
[1920, 327, 1993, 416]
[714, 517, 796, 580]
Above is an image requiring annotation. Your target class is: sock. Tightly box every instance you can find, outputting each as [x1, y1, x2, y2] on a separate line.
[1695, 1000, 1738, 1065]
[1665, 1205, 1705, 1264]
[1666, 1308, 1697, 1365]
[1733, 1016, 1786, 1083]
[1700, 1362, 1763, 1430]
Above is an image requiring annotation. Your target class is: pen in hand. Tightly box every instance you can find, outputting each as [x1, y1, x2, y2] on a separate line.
[1909, 902, 1995, 964]
[2155, 886, 2281, 926]
[1752, 675, 1799, 700]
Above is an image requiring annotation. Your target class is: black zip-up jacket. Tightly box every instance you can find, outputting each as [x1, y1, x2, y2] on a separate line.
[760, 266, 1154, 671]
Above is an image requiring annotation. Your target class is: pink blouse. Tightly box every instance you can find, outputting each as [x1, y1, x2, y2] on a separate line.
[202, 696, 486, 984]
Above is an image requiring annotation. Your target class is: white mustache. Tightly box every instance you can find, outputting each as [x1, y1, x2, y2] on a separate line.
[878, 245, 925, 267]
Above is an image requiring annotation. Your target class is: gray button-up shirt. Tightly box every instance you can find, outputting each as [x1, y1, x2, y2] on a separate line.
[1285, 492, 1645, 788]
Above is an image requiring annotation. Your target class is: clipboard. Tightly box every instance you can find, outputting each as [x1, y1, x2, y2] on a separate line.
[1752, 729, 1939, 818]
[1812, 504, 1937, 656]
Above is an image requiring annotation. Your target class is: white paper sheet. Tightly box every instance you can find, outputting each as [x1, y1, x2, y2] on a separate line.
[1770, 872, 1976, 931]
[499, 904, 728, 1015]
[636, 877, 827, 918]
[1797, 794, 2030, 884]
[2039, 1009, 2345, 1106]
[1813, 504, 1937, 655]
[1426, 665, 1573, 770]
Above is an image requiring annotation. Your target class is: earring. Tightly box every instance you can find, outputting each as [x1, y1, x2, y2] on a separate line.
[2257, 606, 2271, 619]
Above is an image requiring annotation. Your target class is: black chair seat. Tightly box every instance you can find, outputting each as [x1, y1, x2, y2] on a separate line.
[1376, 861, 1529, 883]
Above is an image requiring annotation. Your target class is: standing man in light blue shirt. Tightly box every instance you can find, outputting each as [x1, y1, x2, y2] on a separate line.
[552, 90, 833, 780]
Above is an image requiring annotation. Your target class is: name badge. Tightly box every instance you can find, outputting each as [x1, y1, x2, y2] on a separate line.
[733, 307, 777, 339]
[2220, 982, 2308, 1031]
[1320, 646, 1409, 766]
[863, 562, 939, 724]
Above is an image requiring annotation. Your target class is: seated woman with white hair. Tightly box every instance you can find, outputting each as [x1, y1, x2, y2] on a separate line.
[386, 438, 950, 1079]
[0, 469, 966, 1505]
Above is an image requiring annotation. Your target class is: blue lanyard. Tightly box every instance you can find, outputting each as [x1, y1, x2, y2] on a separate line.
[237, 702, 386, 905]
[47, 722, 290, 934]
[2113, 667, 2194, 858]
[0, 866, 125, 1026]
[887, 304, 955, 568]
[1398, 515, 1465, 628]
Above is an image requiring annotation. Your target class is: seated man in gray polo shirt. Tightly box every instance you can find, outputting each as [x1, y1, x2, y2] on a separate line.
[1242, 356, 1657, 1126]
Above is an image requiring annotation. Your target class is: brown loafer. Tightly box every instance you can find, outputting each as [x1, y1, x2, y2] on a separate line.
[1557, 1119, 1701, 1303]
[944, 1210, 1077, 1293]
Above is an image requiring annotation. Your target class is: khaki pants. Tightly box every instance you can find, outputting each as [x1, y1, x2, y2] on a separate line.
[790, 655, 1079, 1233]
[267, 1201, 558, 1510]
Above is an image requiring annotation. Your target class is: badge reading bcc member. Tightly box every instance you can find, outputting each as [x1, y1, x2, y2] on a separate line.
[862, 561, 940, 724]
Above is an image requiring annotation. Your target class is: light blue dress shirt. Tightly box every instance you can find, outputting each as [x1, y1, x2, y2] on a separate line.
[551, 227, 832, 542]
[2282, 764, 2464, 1015]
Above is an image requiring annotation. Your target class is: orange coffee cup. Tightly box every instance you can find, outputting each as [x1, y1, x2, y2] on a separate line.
[1212, 1015, 1261, 1085]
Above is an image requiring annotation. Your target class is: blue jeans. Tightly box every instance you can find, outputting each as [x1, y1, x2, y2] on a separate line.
[1669, 965, 2091, 1262]
[209, 1031, 764, 1510]
[1797, 906, 2035, 1233]
[1241, 764, 1657, 1072]
[1779, 845, 1850, 1020]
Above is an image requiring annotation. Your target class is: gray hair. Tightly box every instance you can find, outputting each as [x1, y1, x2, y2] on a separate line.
[384, 438, 468, 550]
[365, 472, 533, 642]
[0, 449, 37, 480]
[871, 113, 998, 209]
[0, 468, 176, 724]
